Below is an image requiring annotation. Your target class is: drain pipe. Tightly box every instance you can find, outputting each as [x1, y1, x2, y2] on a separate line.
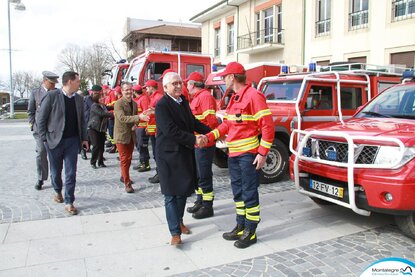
[227, 0, 239, 62]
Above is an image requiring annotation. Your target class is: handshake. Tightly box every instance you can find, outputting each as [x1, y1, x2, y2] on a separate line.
[196, 134, 208, 147]
[138, 107, 154, 122]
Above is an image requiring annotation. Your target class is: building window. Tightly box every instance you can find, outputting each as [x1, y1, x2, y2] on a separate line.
[316, 0, 331, 36]
[393, 0, 415, 21]
[256, 13, 261, 44]
[264, 8, 274, 43]
[227, 23, 234, 54]
[214, 28, 220, 57]
[276, 5, 283, 43]
[390, 51, 415, 68]
[349, 0, 368, 30]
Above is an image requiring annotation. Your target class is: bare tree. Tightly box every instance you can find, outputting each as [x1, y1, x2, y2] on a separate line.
[58, 44, 89, 90]
[86, 43, 115, 84]
[12, 71, 40, 98]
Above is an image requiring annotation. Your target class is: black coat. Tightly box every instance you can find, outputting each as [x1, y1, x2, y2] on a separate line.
[155, 94, 211, 196]
[87, 103, 112, 133]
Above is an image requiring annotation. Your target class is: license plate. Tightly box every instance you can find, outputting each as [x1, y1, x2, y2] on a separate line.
[309, 179, 344, 198]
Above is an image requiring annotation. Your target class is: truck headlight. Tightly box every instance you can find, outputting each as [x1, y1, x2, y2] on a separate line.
[374, 146, 415, 167]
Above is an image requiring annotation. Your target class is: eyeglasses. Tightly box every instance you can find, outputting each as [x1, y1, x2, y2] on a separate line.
[170, 81, 182, 86]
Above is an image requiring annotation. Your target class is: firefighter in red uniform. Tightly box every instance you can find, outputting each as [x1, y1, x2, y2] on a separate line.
[105, 85, 122, 153]
[185, 72, 218, 219]
[132, 84, 151, 172]
[145, 80, 164, 183]
[205, 62, 274, 248]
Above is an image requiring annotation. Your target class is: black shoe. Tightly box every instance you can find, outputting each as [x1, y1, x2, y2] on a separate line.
[234, 228, 257, 249]
[137, 162, 151, 172]
[81, 151, 88, 160]
[91, 164, 98, 169]
[103, 157, 107, 161]
[148, 173, 159, 184]
[98, 163, 107, 168]
[133, 162, 144, 170]
[223, 225, 245, 241]
[34, 180, 43, 190]
[192, 205, 214, 219]
[105, 141, 112, 148]
[186, 200, 202, 213]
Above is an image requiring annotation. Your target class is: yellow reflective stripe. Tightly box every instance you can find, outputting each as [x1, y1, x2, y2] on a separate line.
[235, 201, 245, 208]
[196, 187, 203, 195]
[246, 214, 260, 222]
[212, 129, 220, 139]
[202, 191, 214, 201]
[147, 125, 156, 132]
[246, 205, 260, 214]
[226, 114, 255, 121]
[253, 109, 272, 120]
[228, 141, 259, 154]
[227, 136, 258, 147]
[236, 208, 246, 216]
[138, 122, 147, 127]
[195, 114, 204, 120]
[237, 230, 244, 236]
[196, 109, 216, 120]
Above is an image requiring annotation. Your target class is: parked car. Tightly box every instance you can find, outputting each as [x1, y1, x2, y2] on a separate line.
[1, 98, 29, 112]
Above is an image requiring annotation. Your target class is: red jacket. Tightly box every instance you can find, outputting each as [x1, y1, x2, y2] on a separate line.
[133, 92, 150, 128]
[206, 85, 274, 157]
[190, 89, 218, 147]
[147, 90, 164, 135]
[105, 90, 120, 113]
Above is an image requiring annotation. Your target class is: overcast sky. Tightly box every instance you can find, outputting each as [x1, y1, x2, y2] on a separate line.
[0, 0, 217, 86]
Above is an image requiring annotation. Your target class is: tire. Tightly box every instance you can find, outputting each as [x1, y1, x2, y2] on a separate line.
[395, 212, 415, 239]
[213, 148, 228, 168]
[260, 139, 289, 184]
[309, 197, 333, 205]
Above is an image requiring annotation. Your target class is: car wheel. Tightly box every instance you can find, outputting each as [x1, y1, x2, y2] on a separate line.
[260, 139, 289, 184]
[395, 212, 415, 239]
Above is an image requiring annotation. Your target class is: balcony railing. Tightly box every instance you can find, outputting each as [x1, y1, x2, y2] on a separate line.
[315, 19, 331, 37]
[237, 28, 284, 50]
[349, 10, 368, 30]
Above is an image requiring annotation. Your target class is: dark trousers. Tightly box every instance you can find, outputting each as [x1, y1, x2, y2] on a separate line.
[33, 132, 48, 181]
[88, 129, 106, 165]
[150, 135, 157, 172]
[45, 136, 79, 205]
[108, 119, 115, 140]
[228, 153, 260, 230]
[135, 128, 150, 163]
[164, 195, 187, 236]
[117, 140, 134, 185]
[195, 146, 215, 206]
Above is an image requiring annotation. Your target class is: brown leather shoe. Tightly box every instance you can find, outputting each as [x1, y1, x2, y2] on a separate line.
[125, 184, 135, 193]
[53, 193, 64, 203]
[170, 235, 182, 245]
[180, 223, 191, 234]
[65, 204, 78, 215]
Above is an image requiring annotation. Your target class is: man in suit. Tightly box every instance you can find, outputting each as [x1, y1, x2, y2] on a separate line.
[28, 71, 59, 190]
[114, 82, 149, 193]
[155, 72, 210, 246]
[37, 71, 89, 215]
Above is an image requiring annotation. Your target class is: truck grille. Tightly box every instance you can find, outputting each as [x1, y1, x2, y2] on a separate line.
[304, 139, 379, 164]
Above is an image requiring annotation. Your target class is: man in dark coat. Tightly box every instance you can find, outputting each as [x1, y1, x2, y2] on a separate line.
[155, 72, 210, 246]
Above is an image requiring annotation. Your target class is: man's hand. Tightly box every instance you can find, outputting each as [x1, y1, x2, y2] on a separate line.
[196, 135, 208, 147]
[253, 154, 267, 170]
[82, 141, 89, 152]
[139, 113, 150, 122]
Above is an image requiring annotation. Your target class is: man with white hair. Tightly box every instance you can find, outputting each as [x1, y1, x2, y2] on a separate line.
[155, 72, 211, 245]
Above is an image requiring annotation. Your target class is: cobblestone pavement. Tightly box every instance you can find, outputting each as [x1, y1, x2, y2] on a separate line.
[0, 121, 293, 223]
[174, 225, 415, 277]
[1, 121, 414, 277]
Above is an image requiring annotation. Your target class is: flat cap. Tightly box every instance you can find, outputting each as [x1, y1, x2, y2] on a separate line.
[91, 85, 102, 92]
[42, 71, 59, 84]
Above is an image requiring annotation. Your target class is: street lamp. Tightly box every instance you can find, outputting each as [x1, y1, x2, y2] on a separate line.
[7, 0, 25, 119]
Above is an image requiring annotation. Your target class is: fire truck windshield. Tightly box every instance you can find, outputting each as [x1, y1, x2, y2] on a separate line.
[356, 84, 415, 119]
[262, 81, 302, 101]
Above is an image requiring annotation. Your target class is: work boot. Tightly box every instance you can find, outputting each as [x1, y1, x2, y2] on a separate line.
[137, 161, 151, 172]
[222, 224, 245, 241]
[34, 180, 43, 190]
[81, 149, 88, 160]
[192, 205, 214, 219]
[148, 173, 159, 183]
[234, 228, 257, 249]
[133, 162, 144, 170]
[186, 200, 202, 213]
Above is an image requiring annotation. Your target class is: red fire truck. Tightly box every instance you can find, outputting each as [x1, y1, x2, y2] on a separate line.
[214, 63, 407, 184]
[289, 71, 415, 238]
[124, 50, 212, 88]
[102, 60, 130, 89]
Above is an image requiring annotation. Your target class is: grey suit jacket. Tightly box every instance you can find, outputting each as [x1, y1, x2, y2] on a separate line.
[27, 86, 48, 133]
[37, 89, 87, 150]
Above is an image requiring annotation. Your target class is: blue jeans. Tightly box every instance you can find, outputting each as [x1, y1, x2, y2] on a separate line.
[45, 136, 80, 205]
[195, 146, 215, 206]
[164, 195, 187, 236]
[228, 153, 260, 230]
